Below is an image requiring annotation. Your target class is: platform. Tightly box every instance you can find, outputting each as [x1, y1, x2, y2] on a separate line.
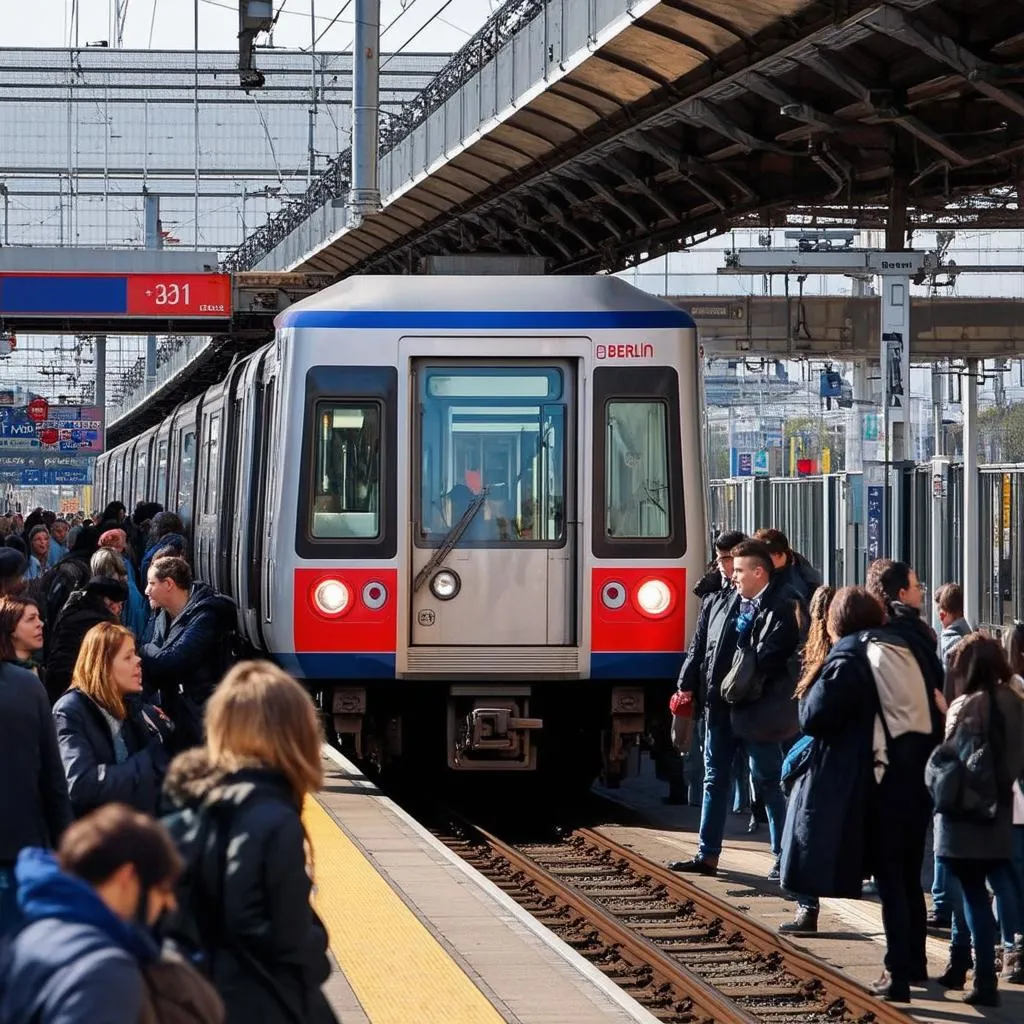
[306, 747, 660, 1024]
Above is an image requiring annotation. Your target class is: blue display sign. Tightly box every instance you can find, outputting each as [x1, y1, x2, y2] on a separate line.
[866, 485, 884, 561]
[737, 452, 753, 477]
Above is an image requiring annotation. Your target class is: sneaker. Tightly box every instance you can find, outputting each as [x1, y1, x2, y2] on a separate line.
[869, 970, 910, 1003]
[767, 865, 781, 881]
[668, 856, 718, 876]
[779, 907, 818, 935]
[926, 910, 951, 931]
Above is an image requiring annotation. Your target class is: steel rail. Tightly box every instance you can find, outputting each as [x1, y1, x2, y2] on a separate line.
[576, 828, 914, 1024]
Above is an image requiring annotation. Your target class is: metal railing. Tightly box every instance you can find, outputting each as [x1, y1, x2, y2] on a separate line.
[222, 0, 545, 273]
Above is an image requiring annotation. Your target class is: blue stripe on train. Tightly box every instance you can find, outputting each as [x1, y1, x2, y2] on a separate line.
[278, 651, 681, 680]
[278, 309, 696, 330]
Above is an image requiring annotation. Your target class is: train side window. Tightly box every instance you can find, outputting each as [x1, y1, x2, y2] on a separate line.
[155, 440, 168, 505]
[204, 414, 222, 514]
[605, 401, 670, 539]
[592, 366, 684, 559]
[178, 429, 196, 528]
[134, 446, 149, 505]
[309, 402, 381, 540]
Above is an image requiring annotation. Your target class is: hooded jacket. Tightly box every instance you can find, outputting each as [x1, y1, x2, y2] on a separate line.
[0, 848, 156, 1024]
[142, 583, 237, 749]
[140, 532, 187, 583]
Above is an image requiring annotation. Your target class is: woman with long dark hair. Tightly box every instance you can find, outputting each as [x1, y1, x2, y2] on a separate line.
[934, 634, 1024, 1006]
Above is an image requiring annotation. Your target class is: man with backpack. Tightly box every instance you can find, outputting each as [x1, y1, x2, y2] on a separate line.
[142, 557, 238, 752]
[0, 802, 222, 1023]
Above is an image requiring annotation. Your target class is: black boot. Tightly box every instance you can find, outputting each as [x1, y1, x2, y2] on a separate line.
[779, 906, 818, 935]
[937, 949, 973, 990]
[963, 974, 999, 1007]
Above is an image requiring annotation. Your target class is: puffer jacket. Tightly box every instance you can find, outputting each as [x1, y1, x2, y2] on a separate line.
[43, 593, 119, 704]
[141, 583, 237, 749]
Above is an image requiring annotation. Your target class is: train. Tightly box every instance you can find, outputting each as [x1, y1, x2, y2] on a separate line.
[96, 275, 706, 787]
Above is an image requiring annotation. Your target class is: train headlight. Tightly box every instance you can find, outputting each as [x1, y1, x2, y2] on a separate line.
[635, 579, 673, 617]
[430, 569, 460, 601]
[314, 578, 351, 616]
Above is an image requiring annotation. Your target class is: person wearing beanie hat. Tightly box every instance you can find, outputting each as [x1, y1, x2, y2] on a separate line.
[42, 576, 128, 705]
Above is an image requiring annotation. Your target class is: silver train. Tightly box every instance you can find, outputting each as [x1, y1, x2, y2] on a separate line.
[97, 276, 706, 784]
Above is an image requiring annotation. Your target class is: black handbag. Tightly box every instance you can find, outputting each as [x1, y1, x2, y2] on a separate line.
[925, 696, 1000, 821]
[720, 646, 764, 705]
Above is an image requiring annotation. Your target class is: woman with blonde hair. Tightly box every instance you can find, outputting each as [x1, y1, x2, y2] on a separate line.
[52, 621, 172, 817]
[164, 660, 336, 1024]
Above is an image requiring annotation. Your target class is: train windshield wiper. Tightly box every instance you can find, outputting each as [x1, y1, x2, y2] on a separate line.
[413, 488, 489, 592]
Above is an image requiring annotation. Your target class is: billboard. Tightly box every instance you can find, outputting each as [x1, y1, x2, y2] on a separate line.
[0, 403, 104, 456]
[0, 454, 94, 486]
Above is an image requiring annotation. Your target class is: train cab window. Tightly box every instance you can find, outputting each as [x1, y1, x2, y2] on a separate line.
[178, 429, 196, 529]
[592, 366, 684, 559]
[418, 367, 566, 547]
[155, 440, 168, 505]
[605, 401, 670, 539]
[309, 402, 381, 540]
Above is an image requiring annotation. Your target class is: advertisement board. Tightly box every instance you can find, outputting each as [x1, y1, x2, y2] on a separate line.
[0, 404, 104, 456]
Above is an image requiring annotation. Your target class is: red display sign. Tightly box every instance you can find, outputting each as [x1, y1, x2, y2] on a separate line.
[125, 274, 232, 318]
[26, 398, 49, 422]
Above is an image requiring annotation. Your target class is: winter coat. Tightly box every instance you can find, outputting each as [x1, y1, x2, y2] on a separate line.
[0, 664, 72, 864]
[0, 848, 157, 1023]
[163, 768, 337, 1024]
[885, 601, 945, 699]
[142, 583, 237, 749]
[43, 592, 118, 704]
[935, 685, 1024, 862]
[938, 617, 972, 672]
[781, 552, 823, 605]
[729, 577, 802, 745]
[780, 635, 877, 898]
[51, 689, 170, 817]
[122, 568, 149, 640]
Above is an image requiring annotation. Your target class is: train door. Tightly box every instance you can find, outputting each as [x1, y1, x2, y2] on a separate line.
[410, 359, 576, 649]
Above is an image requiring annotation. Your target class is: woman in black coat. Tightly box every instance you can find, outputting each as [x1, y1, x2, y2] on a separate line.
[781, 587, 883, 902]
[52, 621, 171, 816]
[166, 661, 337, 1024]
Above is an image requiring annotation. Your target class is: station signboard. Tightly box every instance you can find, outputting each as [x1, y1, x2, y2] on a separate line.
[0, 273, 232, 319]
[0, 405, 104, 456]
[0, 453, 94, 486]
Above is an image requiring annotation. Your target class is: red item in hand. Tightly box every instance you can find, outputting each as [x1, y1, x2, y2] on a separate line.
[669, 691, 694, 718]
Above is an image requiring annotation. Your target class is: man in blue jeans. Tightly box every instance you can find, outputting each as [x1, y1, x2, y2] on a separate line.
[669, 539, 801, 878]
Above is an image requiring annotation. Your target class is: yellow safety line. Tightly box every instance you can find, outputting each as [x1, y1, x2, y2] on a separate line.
[304, 796, 506, 1024]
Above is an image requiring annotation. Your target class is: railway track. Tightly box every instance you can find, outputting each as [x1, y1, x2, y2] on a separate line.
[435, 822, 913, 1024]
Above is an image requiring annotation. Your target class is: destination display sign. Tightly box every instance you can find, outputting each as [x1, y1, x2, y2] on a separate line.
[0, 273, 232, 319]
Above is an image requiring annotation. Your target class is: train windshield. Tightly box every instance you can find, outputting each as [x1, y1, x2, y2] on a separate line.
[418, 366, 566, 546]
[605, 400, 671, 539]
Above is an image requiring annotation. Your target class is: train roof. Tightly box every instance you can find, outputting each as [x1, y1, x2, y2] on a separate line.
[276, 275, 696, 331]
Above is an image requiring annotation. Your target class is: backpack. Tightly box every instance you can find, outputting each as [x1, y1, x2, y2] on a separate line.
[140, 951, 224, 1024]
[35, 557, 90, 631]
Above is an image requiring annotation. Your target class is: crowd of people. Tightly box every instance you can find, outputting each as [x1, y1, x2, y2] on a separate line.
[0, 502, 339, 1024]
[671, 528, 1024, 1007]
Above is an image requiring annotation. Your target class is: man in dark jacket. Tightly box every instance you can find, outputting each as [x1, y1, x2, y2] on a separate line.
[670, 540, 801, 878]
[666, 531, 745, 805]
[0, 663, 72, 935]
[43, 577, 128, 704]
[143, 556, 237, 750]
[0, 804, 182, 1023]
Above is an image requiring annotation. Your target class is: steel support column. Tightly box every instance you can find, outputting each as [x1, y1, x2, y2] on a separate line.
[962, 360, 980, 628]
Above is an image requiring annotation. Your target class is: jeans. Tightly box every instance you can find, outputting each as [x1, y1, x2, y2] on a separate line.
[944, 858, 1002, 981]
[698, 714, 787, 860]
[0, 864, 18, 938]
[932, 856, 959, 917]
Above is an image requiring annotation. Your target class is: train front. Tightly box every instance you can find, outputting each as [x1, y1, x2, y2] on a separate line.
[275, 275, 706, 786]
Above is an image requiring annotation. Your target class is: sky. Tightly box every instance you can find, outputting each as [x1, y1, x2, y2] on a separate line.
[5, 0, 487, 53]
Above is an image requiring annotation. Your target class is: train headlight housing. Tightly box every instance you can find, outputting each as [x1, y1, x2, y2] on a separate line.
[430, 569, 460, 601]
[635, 578, 673, 618]
[313, 578, 351, 617]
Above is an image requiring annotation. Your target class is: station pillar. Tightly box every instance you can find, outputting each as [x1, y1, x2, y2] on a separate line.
[962, 361, 980, 628]
[144, 193, 161, 389]
[94, 334, 107, 460]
